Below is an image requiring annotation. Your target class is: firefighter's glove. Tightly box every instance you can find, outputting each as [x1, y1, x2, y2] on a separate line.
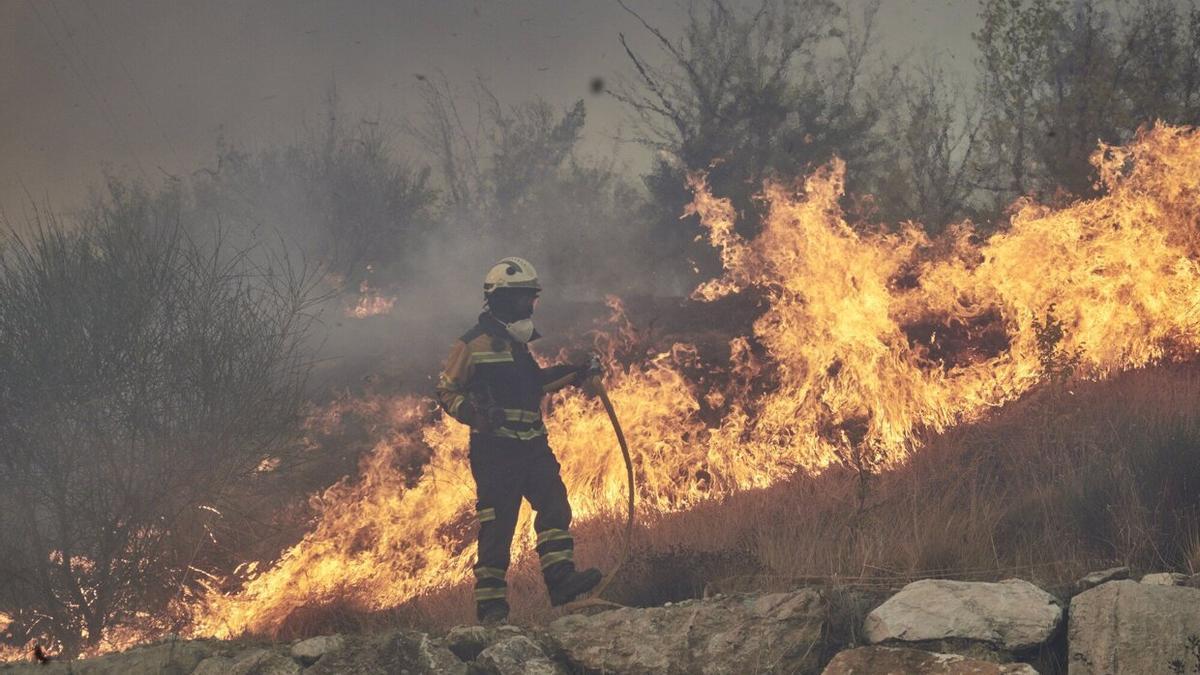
[578, 353, 600, 379]
[575, 354, 604, 384]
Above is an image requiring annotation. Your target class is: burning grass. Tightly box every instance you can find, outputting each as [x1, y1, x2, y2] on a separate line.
[370, 361, 1200, 634]
[10, 125, 1200, 660]
[183, 124, 1200, 642]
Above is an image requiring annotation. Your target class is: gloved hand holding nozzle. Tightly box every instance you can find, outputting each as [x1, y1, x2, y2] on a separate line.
[576, 353, 604, 381]
[575, 353, 605, 396]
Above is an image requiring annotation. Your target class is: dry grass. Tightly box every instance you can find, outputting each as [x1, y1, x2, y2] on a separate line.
[292, 363, 1200, 644]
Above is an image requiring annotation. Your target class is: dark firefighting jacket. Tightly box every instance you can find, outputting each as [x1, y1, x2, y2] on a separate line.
[436, 313, 580, 440]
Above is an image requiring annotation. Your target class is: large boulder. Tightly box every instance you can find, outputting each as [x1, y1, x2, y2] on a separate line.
[226, 648, 301, 675]
[445, 625, 490, 662]
[546, 589, 825, 674]
[191, 656, 237, 675]
[864, 579, 1063, 653]
[290, 634, 345, 666]
[474, 635, 565, 675]
[1140, 572, 1189, 586]
[1068, 579, 1200, 675]
[822, 646, 1038, 674]
[1076, 567, 1129, 592]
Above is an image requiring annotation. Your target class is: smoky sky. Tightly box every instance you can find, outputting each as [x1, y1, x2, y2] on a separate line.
[1, 0, 981, 216]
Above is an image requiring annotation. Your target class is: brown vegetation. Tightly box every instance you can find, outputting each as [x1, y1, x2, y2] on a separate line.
[360, 361, 1200, 634]
[0, 183, 324, 657]
[7, 0, 1200, 658]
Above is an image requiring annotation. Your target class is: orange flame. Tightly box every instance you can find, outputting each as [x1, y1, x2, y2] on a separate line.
[188, 124, 1200, 638]
[346, 280, 396, 319]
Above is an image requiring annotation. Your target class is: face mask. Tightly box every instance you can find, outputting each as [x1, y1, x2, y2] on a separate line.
[505, 318, 535, 343]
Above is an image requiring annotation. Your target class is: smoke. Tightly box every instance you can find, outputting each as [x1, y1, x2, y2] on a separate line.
[307, 225, 522, 394]
[306, 210, 639, 398]
[0, 0, 671, 217]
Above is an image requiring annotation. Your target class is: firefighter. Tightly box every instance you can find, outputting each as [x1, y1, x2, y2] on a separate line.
[436, 256, 603, 624]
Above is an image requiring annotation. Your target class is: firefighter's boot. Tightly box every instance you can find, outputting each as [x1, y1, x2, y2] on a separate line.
[476, 598, 509, 626]
[548, 567, 603, 606]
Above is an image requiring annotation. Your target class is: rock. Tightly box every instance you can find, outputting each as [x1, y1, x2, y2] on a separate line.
[491, 625, 528, 640]
[0, 640, 216, 675]
[304, 630, 466, 675]
[0, 658, 72, 674]
[191, 656, 237, 675]
[864, 579, 1062, 653]
[228, 648, 301, 675]
[474, 635, 565, 675]
[1068, 579, 1200, 675]
[1076, 566, 1129, 591]
[546, 589, 824, 675]
[290, 634, 344, 665]
[822, 646, 1039, 674]
[445, 625, 490, 662]
[1140, 572, 1189, 586]
[1188, 573, 1200, 589]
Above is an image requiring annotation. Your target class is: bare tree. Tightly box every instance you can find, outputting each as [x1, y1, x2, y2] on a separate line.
[407, 76, 587, 233]
[193, 89, 437, 288]
[406, 73, 491, 224]
[875, 60, 983, 232]
[405, 76, 657, 295]
[0, 180, 322, 656]
[613, 0, 883, 278]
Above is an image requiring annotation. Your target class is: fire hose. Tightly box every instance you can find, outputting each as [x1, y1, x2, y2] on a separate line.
[543, 371, 635, 610]
[573, 372, 633, 605]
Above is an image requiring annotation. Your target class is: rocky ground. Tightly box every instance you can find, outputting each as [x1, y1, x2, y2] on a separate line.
[3, 569, 1199, 674]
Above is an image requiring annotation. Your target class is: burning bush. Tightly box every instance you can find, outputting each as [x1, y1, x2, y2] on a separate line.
[0, 179, 322, 657]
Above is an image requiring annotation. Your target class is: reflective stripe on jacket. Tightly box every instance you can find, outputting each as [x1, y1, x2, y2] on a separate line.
[436, 312, 579, 438]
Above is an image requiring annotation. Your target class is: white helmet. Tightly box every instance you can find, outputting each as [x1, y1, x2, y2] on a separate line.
[483, 256, 541, 295]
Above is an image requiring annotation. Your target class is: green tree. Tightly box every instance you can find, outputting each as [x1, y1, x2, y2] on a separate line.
[1036, 0, 1123, 198]
[971, 0, 1065, 210]
[1120, 0, 1200, 127]
[972, 0, 1200, 216]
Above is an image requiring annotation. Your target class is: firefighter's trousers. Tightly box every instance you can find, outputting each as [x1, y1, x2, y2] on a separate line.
[469, 433, 577, 616]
